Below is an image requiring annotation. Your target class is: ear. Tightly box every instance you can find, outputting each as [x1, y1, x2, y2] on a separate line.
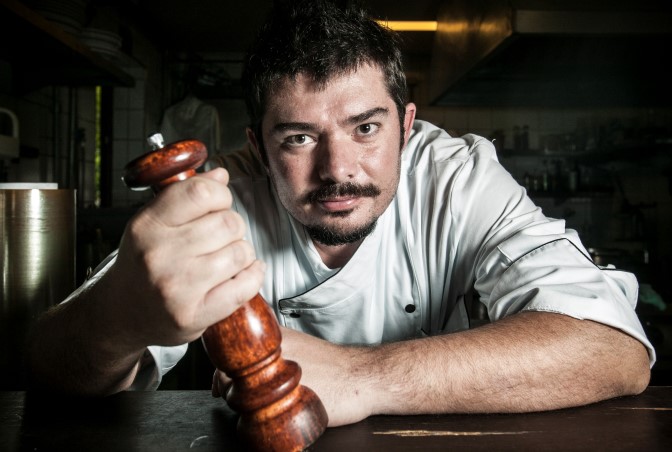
[402, 103, 417, 149]
[246, 127, 268, 168]
[246, 127, 259, 152]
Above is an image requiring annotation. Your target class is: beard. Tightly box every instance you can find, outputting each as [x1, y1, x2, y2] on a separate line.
[306, 219, 378, 246]
[303, 182, 381, 246]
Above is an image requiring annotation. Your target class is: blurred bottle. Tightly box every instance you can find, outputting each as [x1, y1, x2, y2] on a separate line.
[523, 172, 531, 191]
[541, 160, 549, 192]
[513, 126, 522, 151]
[568, 161, 580, 192]
[551, 160, 562, 193]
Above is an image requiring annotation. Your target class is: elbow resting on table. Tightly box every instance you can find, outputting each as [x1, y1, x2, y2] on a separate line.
[623, 342, 652, 395]
[599, 328, 651, 400]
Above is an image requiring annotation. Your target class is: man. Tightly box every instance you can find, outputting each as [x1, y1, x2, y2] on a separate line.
[28, 0, 653, 427]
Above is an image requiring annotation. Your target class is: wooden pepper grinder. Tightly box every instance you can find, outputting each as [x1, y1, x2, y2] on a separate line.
[123, 133, 328, 451]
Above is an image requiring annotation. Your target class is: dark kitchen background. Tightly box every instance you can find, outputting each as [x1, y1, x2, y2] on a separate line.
[1, 0, 671, 390]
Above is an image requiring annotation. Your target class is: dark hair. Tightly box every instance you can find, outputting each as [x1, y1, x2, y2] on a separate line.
[242, 0, 408, 146]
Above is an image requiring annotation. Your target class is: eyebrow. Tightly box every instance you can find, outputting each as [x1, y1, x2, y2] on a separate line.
[344, 107, 389, 126]
[271, 107, 390, 135]
[272, 122, 318, 134]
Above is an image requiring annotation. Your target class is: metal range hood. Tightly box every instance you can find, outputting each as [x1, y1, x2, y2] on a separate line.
[429, 0, 672, 107]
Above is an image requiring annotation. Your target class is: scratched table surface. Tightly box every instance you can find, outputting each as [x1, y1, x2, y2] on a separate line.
[1, 387, 671, 451]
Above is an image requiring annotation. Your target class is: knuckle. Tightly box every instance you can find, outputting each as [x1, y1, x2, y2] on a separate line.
[186, 177, 232, 210]
[231, 240, 255, 266]
[153, 273, 180, 303]
[140, 246, 162, 273]
[211, 167, 230, 184]
[185, 178, 213, 205]
[127, 213, 149, 239]
[171, 311, 195, 332]
[220, 211, 245, 237]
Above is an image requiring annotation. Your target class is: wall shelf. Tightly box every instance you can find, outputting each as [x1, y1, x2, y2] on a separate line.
[0, 0, 134, 93]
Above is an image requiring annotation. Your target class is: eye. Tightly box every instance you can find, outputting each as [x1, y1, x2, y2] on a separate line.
[283, 134, 315, 147]
[356, 123, 379, 136]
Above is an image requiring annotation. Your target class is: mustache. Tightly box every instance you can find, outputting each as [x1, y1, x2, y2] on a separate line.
[304, 182, 382, 204]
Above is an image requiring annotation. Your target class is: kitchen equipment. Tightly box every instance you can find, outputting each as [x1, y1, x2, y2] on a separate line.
[0, 107, 19, 158]
[1, 183, 76, 389]
[31, 0, 88, 36]
[432, 0, 672, 107]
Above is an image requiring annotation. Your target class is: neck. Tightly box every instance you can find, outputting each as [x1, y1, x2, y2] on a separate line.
[313, 240, 362, 269]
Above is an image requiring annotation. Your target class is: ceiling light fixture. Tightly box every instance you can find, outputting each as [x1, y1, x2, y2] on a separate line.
[376, 20, 438, 32]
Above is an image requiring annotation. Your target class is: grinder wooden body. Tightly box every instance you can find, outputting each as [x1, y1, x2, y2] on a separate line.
[123, 135, 328, 451]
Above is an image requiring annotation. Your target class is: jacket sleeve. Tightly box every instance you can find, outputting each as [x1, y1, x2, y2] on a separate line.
[451, 135, 656, 366]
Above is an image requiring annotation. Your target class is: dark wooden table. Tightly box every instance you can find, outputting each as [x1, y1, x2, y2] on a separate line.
[1, 387, 671, 451]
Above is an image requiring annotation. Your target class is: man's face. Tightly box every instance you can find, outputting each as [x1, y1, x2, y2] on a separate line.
[252, 64, 415, 246]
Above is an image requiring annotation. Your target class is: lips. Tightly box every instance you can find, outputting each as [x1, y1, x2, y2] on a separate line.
[319, 196, 358, 212]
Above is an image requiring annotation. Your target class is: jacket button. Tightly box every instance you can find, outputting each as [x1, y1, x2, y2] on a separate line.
[405, 304, 416, 313]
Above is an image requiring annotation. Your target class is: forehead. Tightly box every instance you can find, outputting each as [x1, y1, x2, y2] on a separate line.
[264, 64, 391, 119]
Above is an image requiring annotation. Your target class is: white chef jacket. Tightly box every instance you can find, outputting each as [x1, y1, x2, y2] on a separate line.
[98, 119, 654, 388]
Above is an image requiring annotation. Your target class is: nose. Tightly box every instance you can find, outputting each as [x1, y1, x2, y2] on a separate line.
[317, 135, 357, 183]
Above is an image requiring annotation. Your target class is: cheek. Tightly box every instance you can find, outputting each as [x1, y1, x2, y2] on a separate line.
[269, 158, 305, 196]
[368, 146, 401, 184]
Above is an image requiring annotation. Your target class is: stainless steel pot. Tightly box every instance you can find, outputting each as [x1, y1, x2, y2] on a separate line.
[1, 184, 76, 389]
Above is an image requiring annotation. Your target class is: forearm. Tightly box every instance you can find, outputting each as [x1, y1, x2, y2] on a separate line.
[27, 268, 145, 396]
[360, 311, 650, 415]
[282, 311, 650, 425]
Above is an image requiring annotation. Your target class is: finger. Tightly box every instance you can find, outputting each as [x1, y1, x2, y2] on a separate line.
[168, 210, 247, 258]
[147, 171, 233, 228]
[199, 260, 266, 324]
[212, 370, 220, 397]
[176, 239, 258, 300]
[113, 238, 258, 340]
[201, 167, 230, 184]
[212, 369, 232, 398]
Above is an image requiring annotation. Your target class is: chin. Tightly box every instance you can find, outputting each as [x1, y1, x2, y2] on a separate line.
[305, 219, 377, 246]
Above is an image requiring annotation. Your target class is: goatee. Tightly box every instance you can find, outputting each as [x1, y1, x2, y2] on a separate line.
[306, 220, 377, 246]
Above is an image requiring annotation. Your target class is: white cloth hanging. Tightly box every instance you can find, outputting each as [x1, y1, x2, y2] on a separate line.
[159, 95, 221, 155]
